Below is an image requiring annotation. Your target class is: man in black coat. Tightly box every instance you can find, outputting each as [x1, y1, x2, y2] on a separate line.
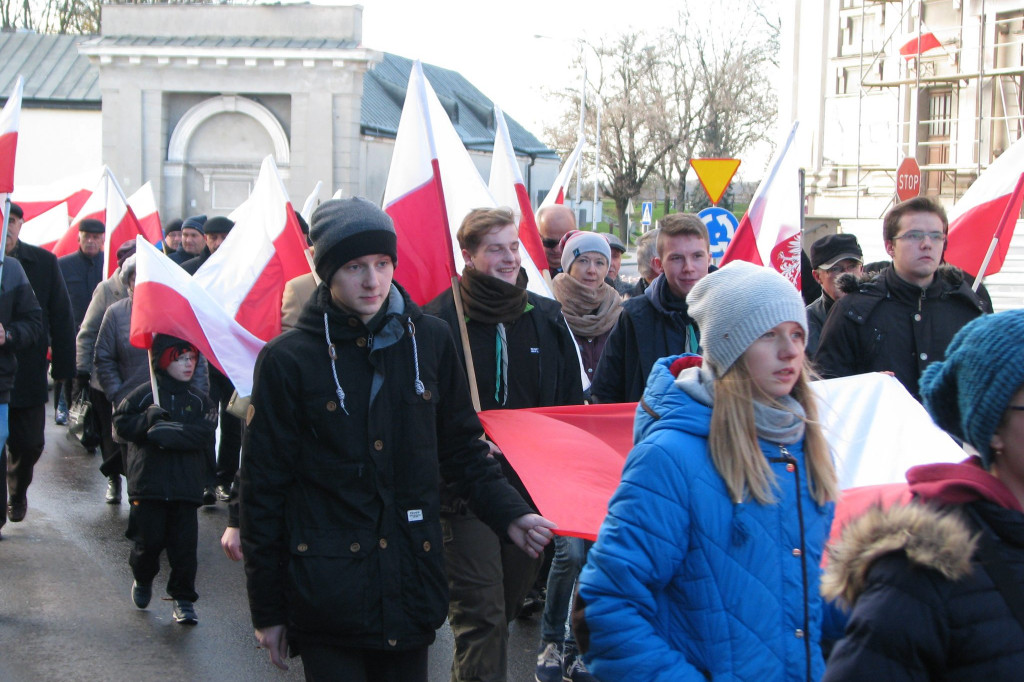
[241, 198, 554, 679]
[815, 197, 989, 401]
[169, 215, 208, 266]
[592, 213, 710, 403]
[57, 217, 104, 421]
[1, 204, 76, 526]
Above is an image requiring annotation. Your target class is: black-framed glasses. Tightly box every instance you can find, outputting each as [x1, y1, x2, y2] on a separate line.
[893, 230, 946, 243]
[1009, 406, 1024, 411]
[541, 238, 560, 249]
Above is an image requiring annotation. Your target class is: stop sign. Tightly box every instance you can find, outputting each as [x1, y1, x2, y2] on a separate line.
[896, 157, 922, 202]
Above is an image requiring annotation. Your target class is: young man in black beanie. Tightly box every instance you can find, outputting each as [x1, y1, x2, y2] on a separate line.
[240, 197, 555, 680]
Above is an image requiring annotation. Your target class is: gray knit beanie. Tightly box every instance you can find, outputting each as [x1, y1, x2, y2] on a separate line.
[686, 261, 807, 377]
[560, 230, 612, 274]
[919, 309, 1024, 467]
[310, 197, 397, 282]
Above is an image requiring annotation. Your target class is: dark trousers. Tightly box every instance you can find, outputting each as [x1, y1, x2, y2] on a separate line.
[300, 643, 428, 682]
[4, 404, 45, 506]
[442, 510, 543, 682]
[93, 387, 123, 478]
[209, 368, 241, 486]
[126, 499, 199, 602]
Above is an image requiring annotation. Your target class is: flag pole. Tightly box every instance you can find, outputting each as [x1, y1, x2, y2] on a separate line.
[972, 172, 1024, 292]
[147, 348, 161, 408]
[0, 196, 10, 288]
[450, 276, 481, 413]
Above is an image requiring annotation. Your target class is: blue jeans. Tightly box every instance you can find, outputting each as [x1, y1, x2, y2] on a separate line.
[0, 402, 9, 453]
[541, 535, 590, 644]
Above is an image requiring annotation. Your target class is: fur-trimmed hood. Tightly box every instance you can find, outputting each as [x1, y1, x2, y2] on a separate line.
[822, 502, 977, 608]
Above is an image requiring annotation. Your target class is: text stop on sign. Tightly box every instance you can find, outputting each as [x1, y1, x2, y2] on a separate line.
[896, 157, 922, 202]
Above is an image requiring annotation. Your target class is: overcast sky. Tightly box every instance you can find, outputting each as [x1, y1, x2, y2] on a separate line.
[351, 0, 780, 177]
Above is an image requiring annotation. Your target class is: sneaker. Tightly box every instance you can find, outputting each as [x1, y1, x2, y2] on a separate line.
[563, 649, 596, 681]
[131, 580, 152, 609]
[519, 586, 546, 619]
[202, 487, 217, 506]
[535, 641, 562, 682]
[55, 392, 69, 425]
[172, 599, 198, 625]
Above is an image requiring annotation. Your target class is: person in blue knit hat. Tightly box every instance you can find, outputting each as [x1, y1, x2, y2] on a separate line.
[823, 309, 1024, 681]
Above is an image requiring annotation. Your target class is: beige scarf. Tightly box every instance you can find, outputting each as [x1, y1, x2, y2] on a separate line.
[551, 273, 622, 338]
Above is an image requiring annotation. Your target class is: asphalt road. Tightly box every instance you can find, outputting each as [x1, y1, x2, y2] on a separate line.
[0, 410, 544, 681]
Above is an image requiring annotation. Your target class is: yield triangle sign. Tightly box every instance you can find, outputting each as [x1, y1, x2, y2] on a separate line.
[690, 158, 741, 205]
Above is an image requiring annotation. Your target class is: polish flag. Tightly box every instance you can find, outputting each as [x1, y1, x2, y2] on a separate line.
[10, 166, 102, 222]
[127, 182, 163, 245]
[300, 181, 322, 222]
[488, 105, 548, 274]
[19, 203, 70, 251]
[482, 373, 963, 539]
[0, 76, 24, 193]
[192, 155, 310, 342]
[130, 238, 265, 397]
[945, 134, 1024, 278]
[720, 122, 803, 289]
[57, 169, 151, 277]
[899, 32, 942, 59]
[383, 60, 462, 305]
[540, 138, 584, 208]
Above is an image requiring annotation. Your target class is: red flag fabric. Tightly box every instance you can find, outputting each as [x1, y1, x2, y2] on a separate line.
[899, 32, 942, 59]
[945, 135, 1024, 277]
[0, 76, 24, 193]
[488, 105, 548, 273]
[540, 138, 584, 208]
[192, 155, 310, 343]
[127, 182, 163, 245]
[382, 61, 458, 305]
[57, 169, 151, 277]
[484, 373, 963, 540]
[721, 122, 802, 289]
[10, 167, 102, 222]
[131, 238, 265, 396]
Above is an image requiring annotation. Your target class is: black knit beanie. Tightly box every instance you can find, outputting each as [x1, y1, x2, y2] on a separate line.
[310, 197, 397, 282]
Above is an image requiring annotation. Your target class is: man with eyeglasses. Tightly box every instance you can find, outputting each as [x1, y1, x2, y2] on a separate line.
[816, 197, 989, 400]
[805, 233, 864, 356]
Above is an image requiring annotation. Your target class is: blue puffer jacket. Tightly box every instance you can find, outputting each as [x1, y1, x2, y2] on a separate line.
[577, 357, 835, 682]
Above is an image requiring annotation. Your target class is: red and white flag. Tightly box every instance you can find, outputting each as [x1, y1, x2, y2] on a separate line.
[127, 182, 163, 245]
[383, 60, 463, 305]
[56, 169, 151, 277]
[192, 155, 310, 342]
[540, 138, 584, 208]
[130, 238, 265, 397]
[19, 203, 70, 251]
[720, 122, 803, 289]
[899, 31, 942, 60]
[10, 166, 102, 222]
[945, 134, 1024, 278]
[0, 76, 24, 194]
[488, 105, 548, 274]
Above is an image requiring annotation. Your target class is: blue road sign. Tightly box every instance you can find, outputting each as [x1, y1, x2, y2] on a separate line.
[641, 201, 653, 226]
[697, 206, 739, 260]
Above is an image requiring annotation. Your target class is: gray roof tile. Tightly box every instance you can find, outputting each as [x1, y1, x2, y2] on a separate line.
[0, 33, 99, 105]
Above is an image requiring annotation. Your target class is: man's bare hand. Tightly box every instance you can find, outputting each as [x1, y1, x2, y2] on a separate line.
[508, 513, 556, 558]
[255, 625, 289, 671]
[221, 527, 242, 561]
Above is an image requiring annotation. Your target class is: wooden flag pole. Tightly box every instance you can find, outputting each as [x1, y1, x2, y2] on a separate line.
[450, 276, 481, 413]
[147, 348, 161, 408]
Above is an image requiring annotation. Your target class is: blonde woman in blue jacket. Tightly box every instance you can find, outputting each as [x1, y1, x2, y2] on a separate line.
[576, 261, 839, 682]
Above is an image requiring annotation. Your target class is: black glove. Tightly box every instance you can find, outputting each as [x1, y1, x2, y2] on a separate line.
[74, 372, 91, 396]
[144, 404, 170, 428]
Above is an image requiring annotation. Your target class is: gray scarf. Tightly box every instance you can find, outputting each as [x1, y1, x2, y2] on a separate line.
[674, 366, 806, 444]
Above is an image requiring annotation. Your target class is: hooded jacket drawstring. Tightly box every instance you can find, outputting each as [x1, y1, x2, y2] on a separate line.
[323, 312, 425, 414]
[324, 312, 350, 415]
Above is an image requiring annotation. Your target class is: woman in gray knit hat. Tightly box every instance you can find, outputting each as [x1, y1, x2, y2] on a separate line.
[576, 260, 839, 682]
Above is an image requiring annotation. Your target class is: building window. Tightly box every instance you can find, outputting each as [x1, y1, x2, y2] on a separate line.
[924, 89, 953, 195]
[836, 66, 860, 95]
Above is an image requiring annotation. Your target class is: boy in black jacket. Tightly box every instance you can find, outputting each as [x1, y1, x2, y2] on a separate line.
[113, 334, 216, 624]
